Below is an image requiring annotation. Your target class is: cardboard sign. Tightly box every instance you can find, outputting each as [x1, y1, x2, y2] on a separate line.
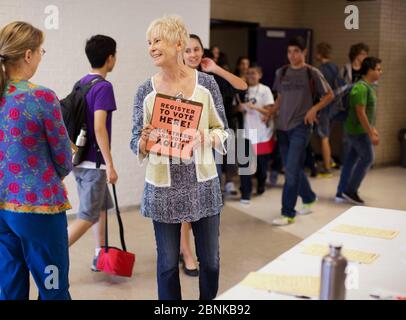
[146, 93, 203, 160]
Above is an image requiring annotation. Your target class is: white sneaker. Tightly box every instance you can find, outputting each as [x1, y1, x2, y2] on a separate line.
[272, 216, 295, 226]
[91, 254, 100, 272]
[298, 198, 318, 215]
[335, 194, 347, 203]
[225, 182, 238, 196]
[240, 198, 251, 205]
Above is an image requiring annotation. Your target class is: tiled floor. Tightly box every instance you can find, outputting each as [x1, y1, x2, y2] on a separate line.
[226, 166, 406, 239]
[29, 166, 406, 299]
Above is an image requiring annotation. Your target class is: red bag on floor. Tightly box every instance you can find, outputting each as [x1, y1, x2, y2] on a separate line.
[96, 184, 135, 277]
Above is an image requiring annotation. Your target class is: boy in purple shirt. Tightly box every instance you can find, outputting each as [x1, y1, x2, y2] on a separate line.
[67, 35, 118, 271]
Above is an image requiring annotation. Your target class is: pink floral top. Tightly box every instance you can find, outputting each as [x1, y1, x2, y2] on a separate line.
[0, 80, 73, 214]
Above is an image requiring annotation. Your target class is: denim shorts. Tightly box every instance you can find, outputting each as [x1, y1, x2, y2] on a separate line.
[73, 168, 113, 223]
[317, 108, 331, 138]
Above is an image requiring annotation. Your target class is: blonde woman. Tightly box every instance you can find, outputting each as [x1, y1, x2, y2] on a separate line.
[0, 22, 72, 299]
[130, 16, 228, 300]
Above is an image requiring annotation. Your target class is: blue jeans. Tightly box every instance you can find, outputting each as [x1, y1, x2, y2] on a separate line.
[153, 214, 220, 300]
[278, 124, 317, 218]
[337, 133, 374, 195]
[0, 210, 70, 300]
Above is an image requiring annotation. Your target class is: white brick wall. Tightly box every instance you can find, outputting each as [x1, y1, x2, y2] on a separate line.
[0, 0, 210, 211]
[375, 0, 406, 164]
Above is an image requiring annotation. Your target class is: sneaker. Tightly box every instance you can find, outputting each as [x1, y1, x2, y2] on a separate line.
[225, 181, 238, 196]
[342, 192, 365, 205]
[91, 254, 101, 272]
[272, 216, 295, 226]
[335, 193, 347, 203]
[298, 198, 318, 215]
[240, 198, 251, 205]
[317, 168, 333, 179]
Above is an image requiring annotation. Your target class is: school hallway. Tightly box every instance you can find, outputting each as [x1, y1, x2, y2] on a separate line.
[28, 166, 406, 299]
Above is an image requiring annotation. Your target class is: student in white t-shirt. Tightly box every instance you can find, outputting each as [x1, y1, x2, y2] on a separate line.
[238, 64, 275, 204]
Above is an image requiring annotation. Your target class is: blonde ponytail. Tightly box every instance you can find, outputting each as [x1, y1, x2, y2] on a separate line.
[0, 21, 44, 98]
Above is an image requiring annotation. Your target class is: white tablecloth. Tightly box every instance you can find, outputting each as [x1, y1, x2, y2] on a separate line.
[217, 206, 406, 300]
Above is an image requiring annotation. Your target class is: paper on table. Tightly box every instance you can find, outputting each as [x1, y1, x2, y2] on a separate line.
[331, 224, 399, 240]
[241, 272, 320, 298]
[302, 244, 379, 264]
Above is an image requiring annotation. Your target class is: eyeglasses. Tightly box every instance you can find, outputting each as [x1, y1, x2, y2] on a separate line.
[40, 48, 46, 56]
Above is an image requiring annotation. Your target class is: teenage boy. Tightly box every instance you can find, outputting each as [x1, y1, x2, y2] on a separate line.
[336, 57, 382, 205]
[68, 35, 118, 271]
[271, 36, 334, 226]
[342, 43, 369, 84]
[239, 64, 275, 204]
[315, 42, 341, 177]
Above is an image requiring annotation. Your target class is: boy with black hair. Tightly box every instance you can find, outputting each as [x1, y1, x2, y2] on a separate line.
[336, 57, 382, 205]
[270, 36, 334, 226]
[68, 35, 118, 271]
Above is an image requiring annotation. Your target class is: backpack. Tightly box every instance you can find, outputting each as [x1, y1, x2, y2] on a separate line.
[328, 83, 354, 121]
[60, 76, 105, 144]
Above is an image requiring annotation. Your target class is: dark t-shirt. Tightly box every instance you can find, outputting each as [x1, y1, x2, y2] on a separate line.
[319, 62, 340, 90]
[210, 73, 242, 130]
[79, 74, 117, 164]
[319, 62, 340, 114]
[273, 66, 331, 131]
[351, 68, 363, 83]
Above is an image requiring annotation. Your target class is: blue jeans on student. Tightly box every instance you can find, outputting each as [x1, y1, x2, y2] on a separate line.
[278, 124, 317, 218]
[0, 210, 70, 300]
[337, 133, 374, 195]
[153, 214, 220, 300]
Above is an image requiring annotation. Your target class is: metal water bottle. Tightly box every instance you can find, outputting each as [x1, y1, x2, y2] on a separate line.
[72, 125, 87, 166]
[319, 243, 348, 300]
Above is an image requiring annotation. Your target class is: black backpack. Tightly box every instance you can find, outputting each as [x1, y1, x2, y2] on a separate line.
[60, 76, 105, 143]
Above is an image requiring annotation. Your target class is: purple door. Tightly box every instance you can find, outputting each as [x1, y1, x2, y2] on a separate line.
[252, 28, 313, 88]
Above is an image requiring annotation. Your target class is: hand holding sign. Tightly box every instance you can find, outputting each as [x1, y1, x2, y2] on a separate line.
[140, 124, 155, 155]
[146, 94, 203, 160]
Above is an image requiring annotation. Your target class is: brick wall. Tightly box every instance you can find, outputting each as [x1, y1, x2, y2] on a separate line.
[211, 0, 304, 27]
[375, 0, 406, 164]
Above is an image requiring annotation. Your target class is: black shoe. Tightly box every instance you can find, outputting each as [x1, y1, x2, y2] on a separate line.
[342, 191, 365, 205]
[180, 254, 199, 277]
[257, 187, 265, 196]
[183, 265, 199, 277]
